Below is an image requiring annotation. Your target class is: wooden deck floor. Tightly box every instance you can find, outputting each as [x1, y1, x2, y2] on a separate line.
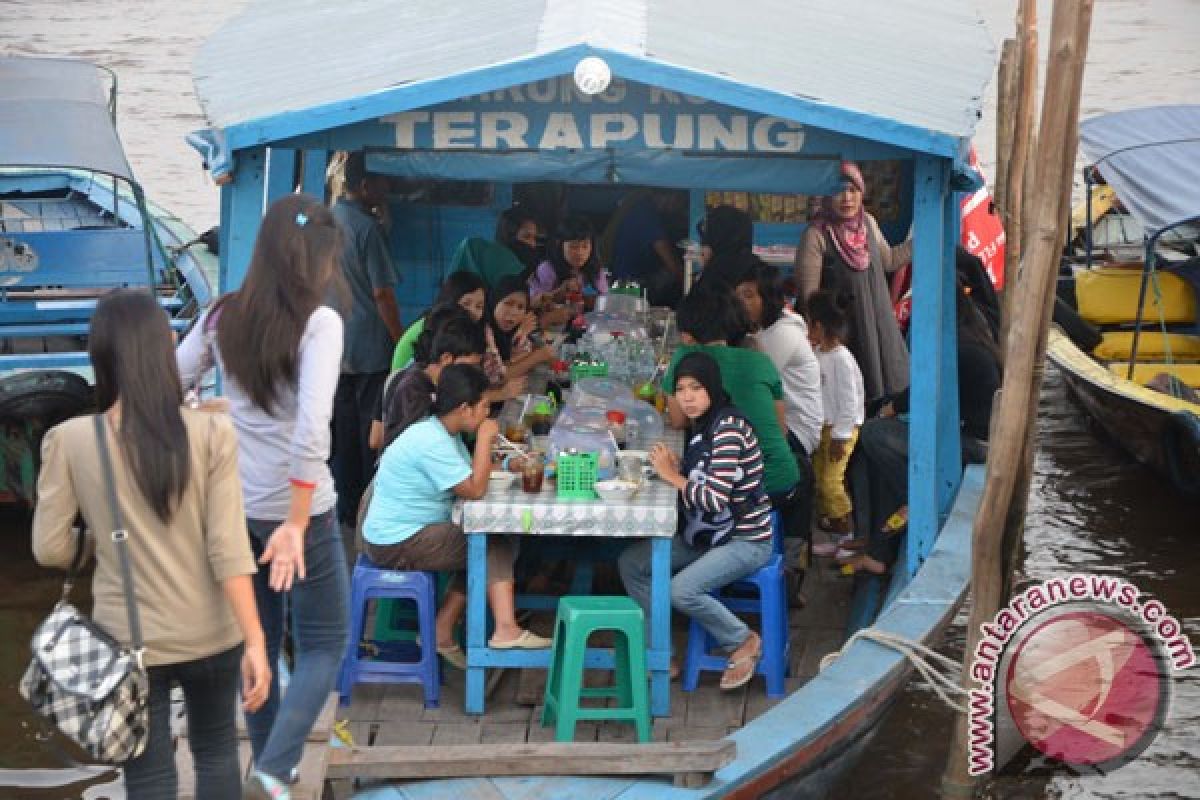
[328, 542, 853, 798]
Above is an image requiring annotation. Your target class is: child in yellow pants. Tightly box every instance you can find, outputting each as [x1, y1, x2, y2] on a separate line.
[807, 291, 865, 533]
[814, 425, 860, 528]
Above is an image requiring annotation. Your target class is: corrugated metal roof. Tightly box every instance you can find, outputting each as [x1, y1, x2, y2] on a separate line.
[193, 0, 994, 147]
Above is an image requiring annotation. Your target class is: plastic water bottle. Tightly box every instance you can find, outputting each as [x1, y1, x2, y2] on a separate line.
[625, 417, 642, 450]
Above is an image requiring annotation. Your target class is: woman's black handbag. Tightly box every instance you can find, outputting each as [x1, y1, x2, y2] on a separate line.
[19, 415, 149, 763]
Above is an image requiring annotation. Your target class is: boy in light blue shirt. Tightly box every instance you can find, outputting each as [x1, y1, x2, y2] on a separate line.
[359, 364, 551, 667]
[363, 416, 470, 546]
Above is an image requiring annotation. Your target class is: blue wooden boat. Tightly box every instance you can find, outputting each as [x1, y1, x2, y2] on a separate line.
[0, 57, 216, 505]
[189, 1, 995, 795]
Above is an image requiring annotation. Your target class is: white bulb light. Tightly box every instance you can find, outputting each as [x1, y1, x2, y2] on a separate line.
[573, 56, 612, 96]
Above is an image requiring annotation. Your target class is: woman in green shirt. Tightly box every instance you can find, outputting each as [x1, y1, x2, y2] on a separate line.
[664, 284, 802, 530]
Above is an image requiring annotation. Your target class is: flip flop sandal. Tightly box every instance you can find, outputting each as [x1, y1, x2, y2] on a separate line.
[489, 629, 554, 649]
[812, 535, 863, 557]
[719, 649, 761, 691]
[437, 642, 467, 670]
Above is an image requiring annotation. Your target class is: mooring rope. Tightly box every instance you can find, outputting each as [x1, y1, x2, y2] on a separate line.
[1150, 270, 1181, 399]
[819, 628, 969, 714]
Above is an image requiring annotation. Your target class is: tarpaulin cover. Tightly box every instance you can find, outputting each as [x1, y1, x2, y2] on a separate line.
[367, 149, 841, 195]
[0, 57, 135, 182]
[1079, 105, 1200, 237]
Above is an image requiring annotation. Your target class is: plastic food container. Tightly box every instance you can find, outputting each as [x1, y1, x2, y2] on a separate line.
[594, 479, 639, 503]
[488, 471, 516, 491]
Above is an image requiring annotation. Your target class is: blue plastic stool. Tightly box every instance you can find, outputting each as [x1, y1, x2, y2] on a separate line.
[338, 554, 440, 708]
[681, 512, 790, 697]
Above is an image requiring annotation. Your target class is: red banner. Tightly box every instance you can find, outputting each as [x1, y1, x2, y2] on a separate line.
[892, 145, 1006, 330]
[960, 146, 1006, 289]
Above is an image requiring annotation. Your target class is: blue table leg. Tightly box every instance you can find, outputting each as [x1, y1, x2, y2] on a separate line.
[649, 536, 671, 717]
[465, 531, 487, 715]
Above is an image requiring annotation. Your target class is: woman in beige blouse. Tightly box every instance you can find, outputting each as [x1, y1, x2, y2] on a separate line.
[795, 161, 912, 402]
[32, 289, 269, 800]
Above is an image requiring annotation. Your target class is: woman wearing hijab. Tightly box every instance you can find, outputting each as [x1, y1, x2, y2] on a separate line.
[795, 161, 912, 402]
[618, 351, 774, 691]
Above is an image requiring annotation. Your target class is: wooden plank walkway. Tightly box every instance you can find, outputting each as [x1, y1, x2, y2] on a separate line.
[175, 536, 854, 798]
[331, 548, 852, 796]
[176, 694, 338, 800]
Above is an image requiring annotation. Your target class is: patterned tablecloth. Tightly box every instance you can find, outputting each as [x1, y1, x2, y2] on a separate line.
[461, 477, 678, 538]
[459, 428, 684, 716]
[460, 429, 683, 539]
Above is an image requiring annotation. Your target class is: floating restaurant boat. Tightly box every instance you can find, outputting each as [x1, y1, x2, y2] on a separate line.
[1048, 105, 1200, 498]
[0, 57, 216, 505]
[189, 0, 994, 795]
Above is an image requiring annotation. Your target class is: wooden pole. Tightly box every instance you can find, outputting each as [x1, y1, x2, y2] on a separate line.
[994, 39, 1018, 227]
[996, 0, 1042, 598]
[941, 1, 1094, 794]
[999, 0, 1038, 350]
[1000, 6, 1092, 600]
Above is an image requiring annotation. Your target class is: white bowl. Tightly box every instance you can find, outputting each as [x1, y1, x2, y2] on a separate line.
[594, 479, 639, 503]
[489, 471, 516, 491]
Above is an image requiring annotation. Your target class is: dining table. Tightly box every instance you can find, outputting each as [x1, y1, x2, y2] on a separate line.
[458, 440, 681, 717]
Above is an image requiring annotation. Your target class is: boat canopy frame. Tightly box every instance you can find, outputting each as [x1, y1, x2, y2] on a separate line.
[0, 56, 162, 297]
[1077, 105, 1200, 381]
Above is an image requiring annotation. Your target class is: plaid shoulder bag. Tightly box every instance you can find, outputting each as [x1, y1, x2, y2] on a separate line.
[19, 415, 150, 763]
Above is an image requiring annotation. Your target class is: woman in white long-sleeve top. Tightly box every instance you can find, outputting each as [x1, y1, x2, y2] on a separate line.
[177, 194, 348, 800]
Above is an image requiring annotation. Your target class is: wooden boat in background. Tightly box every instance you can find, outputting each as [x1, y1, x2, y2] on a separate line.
[1049, 105, 1200, 498]
[0, 57, 215, 505]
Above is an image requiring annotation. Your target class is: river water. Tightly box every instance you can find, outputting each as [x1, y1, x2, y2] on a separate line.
[1, 1, 1198, 798]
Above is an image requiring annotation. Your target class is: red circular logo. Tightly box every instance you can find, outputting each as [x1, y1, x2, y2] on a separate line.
[1005, 609, 1168, 769]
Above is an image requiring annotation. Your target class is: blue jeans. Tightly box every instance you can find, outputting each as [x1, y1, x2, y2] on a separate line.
[619, 536, 773, 652]
[123, 645, 242, 800]
[245, 510, 349, 781]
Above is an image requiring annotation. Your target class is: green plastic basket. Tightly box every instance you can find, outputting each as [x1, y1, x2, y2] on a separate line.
[556, 451, 598, 499]
[569, 361, 609, 384]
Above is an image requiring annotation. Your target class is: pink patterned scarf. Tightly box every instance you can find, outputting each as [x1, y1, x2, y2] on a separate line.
[814, 162, 870, 272]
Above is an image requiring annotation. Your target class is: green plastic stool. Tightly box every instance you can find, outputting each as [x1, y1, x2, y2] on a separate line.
[541, 596, 651, 743]
[373, 572, 453, 643]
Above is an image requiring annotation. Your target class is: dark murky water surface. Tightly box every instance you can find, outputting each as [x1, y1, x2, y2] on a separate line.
[2, 1, 1198, 797]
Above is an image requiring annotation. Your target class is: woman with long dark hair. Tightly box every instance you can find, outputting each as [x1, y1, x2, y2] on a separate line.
[486, 275, 555, 379]
[177, 193, 348, 800]
[730, 254, 821, 543]
[33, 289, 269, 799]
[528, 214, 608, 307]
